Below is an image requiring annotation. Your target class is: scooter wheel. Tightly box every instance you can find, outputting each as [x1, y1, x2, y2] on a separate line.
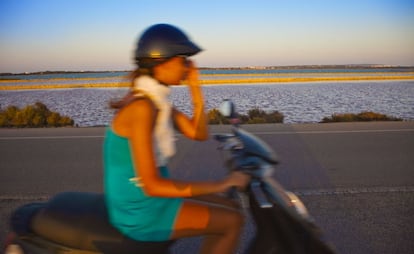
[4, 244, 25, 254]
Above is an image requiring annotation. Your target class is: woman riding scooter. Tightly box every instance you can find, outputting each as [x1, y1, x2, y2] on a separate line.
[104, 24, 250, 254]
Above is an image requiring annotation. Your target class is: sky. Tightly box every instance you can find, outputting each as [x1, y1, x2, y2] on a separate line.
[1, 0, 413, 73]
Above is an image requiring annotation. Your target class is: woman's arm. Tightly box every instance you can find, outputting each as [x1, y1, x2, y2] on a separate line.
[173, 61, 209, 141]
[125, 99, 248, 198]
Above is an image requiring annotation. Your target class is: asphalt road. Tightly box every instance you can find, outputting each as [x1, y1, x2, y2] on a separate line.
[1, 122, 413, 254]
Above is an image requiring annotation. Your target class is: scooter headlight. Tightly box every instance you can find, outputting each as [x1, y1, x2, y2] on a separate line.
[286, 191, 310, 219]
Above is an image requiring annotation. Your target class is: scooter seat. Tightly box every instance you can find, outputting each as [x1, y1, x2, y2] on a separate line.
[30, 192, 174, 253]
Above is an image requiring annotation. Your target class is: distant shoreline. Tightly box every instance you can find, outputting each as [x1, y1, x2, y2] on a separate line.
[1, 74, 414, 91]
[1, 67, 414, 91]
[1, 65, 414, 76]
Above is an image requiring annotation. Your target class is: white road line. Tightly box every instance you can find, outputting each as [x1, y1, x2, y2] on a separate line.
[0, 195, 50, 201]
[250, 129, 414, 135]
[1, 186, 413, 201]
[0, 128, 413, 140]
[294, 186, 414, 196]
[0, 135, 104, 140]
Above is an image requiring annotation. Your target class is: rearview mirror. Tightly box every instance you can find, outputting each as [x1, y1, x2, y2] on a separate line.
[219, 99, 236, 118]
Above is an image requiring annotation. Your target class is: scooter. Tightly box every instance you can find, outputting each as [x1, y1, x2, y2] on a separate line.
[3, 100, 336, 254]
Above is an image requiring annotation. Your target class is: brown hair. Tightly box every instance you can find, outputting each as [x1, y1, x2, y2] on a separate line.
[109, 68, 152, 109]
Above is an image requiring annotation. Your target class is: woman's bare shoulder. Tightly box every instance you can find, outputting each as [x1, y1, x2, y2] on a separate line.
[112, 98, 157, 137]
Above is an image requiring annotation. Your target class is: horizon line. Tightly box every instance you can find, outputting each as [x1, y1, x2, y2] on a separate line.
[2, 64, 414, 75]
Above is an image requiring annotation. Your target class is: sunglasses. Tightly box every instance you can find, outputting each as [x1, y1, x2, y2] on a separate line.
[176, 55, 191, 68]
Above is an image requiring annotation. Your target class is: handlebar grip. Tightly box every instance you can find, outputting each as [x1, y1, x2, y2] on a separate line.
[214, 134, 234, 142]
[251, 181, 273, 208]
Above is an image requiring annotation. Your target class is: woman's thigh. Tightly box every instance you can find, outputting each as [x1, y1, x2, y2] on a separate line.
[170, 199, 243, 239]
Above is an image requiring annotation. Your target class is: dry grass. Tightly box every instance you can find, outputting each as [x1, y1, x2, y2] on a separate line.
[1, 73, 414, 90]
[321, 111, 402, 123]
[0, 82, 130, 90]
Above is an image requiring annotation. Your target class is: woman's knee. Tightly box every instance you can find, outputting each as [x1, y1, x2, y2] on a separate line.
[229, 209, 244, 230]
[208, 206, 244, 233]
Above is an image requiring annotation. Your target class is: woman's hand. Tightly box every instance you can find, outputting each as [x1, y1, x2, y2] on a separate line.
[185, 60, 199, 87]
[173, 58, 209, 141]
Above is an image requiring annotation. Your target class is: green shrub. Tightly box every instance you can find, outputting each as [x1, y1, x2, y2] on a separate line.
[207, 108, 230, 124]
[321, 111, 402, 123]
[208, 107, 284, 124]
[242, 108, 284, 124]
[0, 102, 74, 128]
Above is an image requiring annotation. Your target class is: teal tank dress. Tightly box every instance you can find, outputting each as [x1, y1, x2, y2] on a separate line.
[103, 128, 183, 241]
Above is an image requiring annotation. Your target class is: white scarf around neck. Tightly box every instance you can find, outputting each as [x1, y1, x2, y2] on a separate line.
[133, 75, 176, 165]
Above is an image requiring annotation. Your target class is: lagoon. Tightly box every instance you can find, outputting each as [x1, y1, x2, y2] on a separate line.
[1, 81, 413, 127]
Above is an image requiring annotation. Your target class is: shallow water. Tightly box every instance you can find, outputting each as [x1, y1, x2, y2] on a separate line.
[1, 81, 413, 126]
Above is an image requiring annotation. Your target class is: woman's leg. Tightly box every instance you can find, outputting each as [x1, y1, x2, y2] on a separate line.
[190, 193, 240, 209]
[171, 200, 244, 254]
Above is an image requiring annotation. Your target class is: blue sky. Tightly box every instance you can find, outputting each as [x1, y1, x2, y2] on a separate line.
[1, 0, 413, 73]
